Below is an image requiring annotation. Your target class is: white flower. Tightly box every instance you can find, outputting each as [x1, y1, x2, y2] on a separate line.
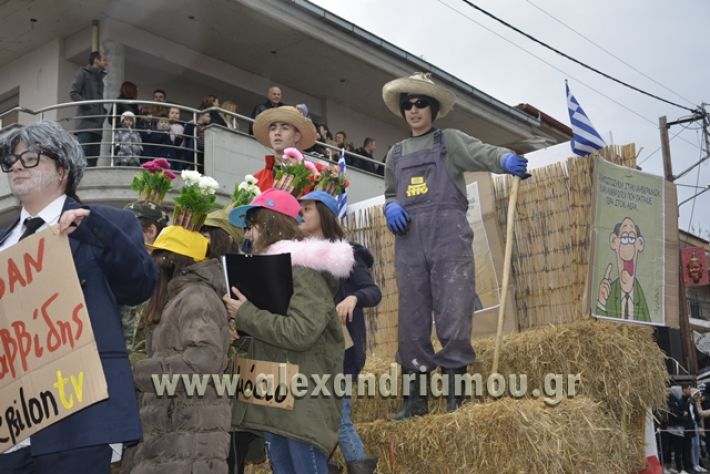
[250, 185, 261, 196]
[199, 176, 219, 195]
[181, 169, 202, 185]
[245, 174, 258, 185]
[238, 181, 249, 191]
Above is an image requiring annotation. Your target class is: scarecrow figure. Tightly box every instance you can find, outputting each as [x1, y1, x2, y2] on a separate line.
[381, 72, 528, 418]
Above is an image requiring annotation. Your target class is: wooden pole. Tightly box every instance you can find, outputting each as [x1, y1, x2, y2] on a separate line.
[659, 115, 697, 374]
[492, 176, 521, 374]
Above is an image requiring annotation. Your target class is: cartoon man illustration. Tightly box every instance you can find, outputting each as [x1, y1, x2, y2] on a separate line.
[597, 216, 651, 322]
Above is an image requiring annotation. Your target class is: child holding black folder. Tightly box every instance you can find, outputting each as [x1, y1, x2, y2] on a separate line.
[224, 188, 354, 474]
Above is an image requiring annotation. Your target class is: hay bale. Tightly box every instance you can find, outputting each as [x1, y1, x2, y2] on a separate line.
[355, 397, 644, 474]
[352, 319, 667, 423]
[470, 319, 668, 419]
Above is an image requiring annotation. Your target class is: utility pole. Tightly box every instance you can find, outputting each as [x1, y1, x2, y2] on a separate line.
[659, 112, 709, 376]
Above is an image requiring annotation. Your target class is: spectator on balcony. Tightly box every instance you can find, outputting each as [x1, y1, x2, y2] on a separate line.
[114, 111, 143, 166]
[140, 89, 169, 126]
[312, 123, 335, 160]
[201, 95, 227, 127]
[168, 107, 187, 168]
[69, 50, 108, 167]
[115, 81, 140, 119]
[152, 89, 167, 103]
[351, 137, 378, 173]
[249, 85, 284, 134]
[183, 111, 211, 172]
[334, 130, 354, 153]
[220, 100, 239, 130]
[142, 115, 178, 164]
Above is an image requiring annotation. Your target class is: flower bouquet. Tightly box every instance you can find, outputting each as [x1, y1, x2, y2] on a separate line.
[273, 148, 321, 196]
[232, 174, 261, 207]
[130, 158, 176, 202]
[314, 163, 349, 196]
[172, 170, 220, 230]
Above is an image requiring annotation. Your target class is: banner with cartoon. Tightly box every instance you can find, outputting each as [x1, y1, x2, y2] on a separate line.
[590, 157, 665, 325]
[681, 247, 709, 288]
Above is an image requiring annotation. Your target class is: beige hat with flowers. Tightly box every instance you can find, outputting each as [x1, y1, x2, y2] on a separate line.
[253, 106, 317, 151]
[382, 72, 456, 118]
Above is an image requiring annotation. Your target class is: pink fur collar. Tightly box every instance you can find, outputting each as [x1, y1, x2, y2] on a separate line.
[263, 238, 354, 278]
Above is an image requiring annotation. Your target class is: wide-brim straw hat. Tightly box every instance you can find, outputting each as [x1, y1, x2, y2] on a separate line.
[253, 106, 317, 151]
[382, 72, 456, 118]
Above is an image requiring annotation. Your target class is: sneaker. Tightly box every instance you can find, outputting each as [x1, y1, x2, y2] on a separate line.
[695, 467, 708, 473]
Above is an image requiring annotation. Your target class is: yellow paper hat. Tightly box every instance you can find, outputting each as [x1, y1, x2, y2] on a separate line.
[147, 225, 208, 261]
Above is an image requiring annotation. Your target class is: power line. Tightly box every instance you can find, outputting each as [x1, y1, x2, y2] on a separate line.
[436, 0, 704, 153]
[524, 0, 697, 108]
[458, 0, 698, 113]
[687, 127, 705, 229]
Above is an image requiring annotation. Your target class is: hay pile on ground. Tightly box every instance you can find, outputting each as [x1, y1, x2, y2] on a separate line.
[352, 318, 667, 423]
[354, 397, 644, 474]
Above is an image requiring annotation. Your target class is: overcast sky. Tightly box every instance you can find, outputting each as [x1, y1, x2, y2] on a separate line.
[311, 0, 710, 238]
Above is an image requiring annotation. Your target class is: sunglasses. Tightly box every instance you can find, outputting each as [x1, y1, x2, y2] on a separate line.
[402, 99, 431, 111]
[1, 148, 58, 173]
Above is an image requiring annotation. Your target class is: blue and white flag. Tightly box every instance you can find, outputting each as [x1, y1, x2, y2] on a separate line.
[337, 148, 348, 219]
[566, 82, 606, 156]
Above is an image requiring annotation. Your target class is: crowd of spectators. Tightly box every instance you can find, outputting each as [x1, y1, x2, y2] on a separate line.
[69, 53, 387, 175]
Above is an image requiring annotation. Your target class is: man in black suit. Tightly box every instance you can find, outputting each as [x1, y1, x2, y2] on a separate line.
[0, 120, 158, 473]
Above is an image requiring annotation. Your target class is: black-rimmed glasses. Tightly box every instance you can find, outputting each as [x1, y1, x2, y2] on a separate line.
[1, 149, 57, 173]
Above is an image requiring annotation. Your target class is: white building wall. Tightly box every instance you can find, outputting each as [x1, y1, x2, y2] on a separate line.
[0, 39, 62, 123]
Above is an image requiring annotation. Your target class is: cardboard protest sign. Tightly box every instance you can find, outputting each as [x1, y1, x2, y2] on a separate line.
[589, 158, 666, 325]
[0, 227, 108, 450]
[233, 358, 298, 410]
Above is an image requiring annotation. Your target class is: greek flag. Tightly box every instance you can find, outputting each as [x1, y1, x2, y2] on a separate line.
[566, 82, 606, 156]
[337, 148, 348, 219]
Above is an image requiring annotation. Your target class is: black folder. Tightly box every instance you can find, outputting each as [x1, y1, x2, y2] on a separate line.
[222, 253, 293, 316]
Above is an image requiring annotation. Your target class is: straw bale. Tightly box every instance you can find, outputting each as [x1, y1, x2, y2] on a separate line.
[353, 397, 644, 474]
[245, 397, 645, 474]
[351, 319, 667, 424]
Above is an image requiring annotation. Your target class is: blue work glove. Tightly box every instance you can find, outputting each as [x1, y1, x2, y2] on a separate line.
[502, 153, 529, 178]
[385, 202, 410, 235]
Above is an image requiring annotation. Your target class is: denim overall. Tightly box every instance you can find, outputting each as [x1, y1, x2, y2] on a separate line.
[393, 130, 476, 372]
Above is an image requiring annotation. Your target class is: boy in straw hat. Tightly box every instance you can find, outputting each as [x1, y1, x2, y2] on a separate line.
[251, 105, 317, 191]
[381, 72, 529, 419]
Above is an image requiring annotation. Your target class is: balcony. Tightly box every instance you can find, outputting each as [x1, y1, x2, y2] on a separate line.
[0, 99, 385, 225]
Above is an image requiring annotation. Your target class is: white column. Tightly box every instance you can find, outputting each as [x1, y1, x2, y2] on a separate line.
[99, 39, 125, 166]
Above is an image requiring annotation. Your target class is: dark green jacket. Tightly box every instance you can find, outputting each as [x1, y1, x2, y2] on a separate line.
[232, 238, 354, 455]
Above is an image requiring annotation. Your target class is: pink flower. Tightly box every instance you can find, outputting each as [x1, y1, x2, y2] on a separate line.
[142, 162, 159, 172]
[164, 170, 177, 180]
[282, 147, 303, 162]
[153, 158, 171, 169]
[303, 160, 320, 176]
